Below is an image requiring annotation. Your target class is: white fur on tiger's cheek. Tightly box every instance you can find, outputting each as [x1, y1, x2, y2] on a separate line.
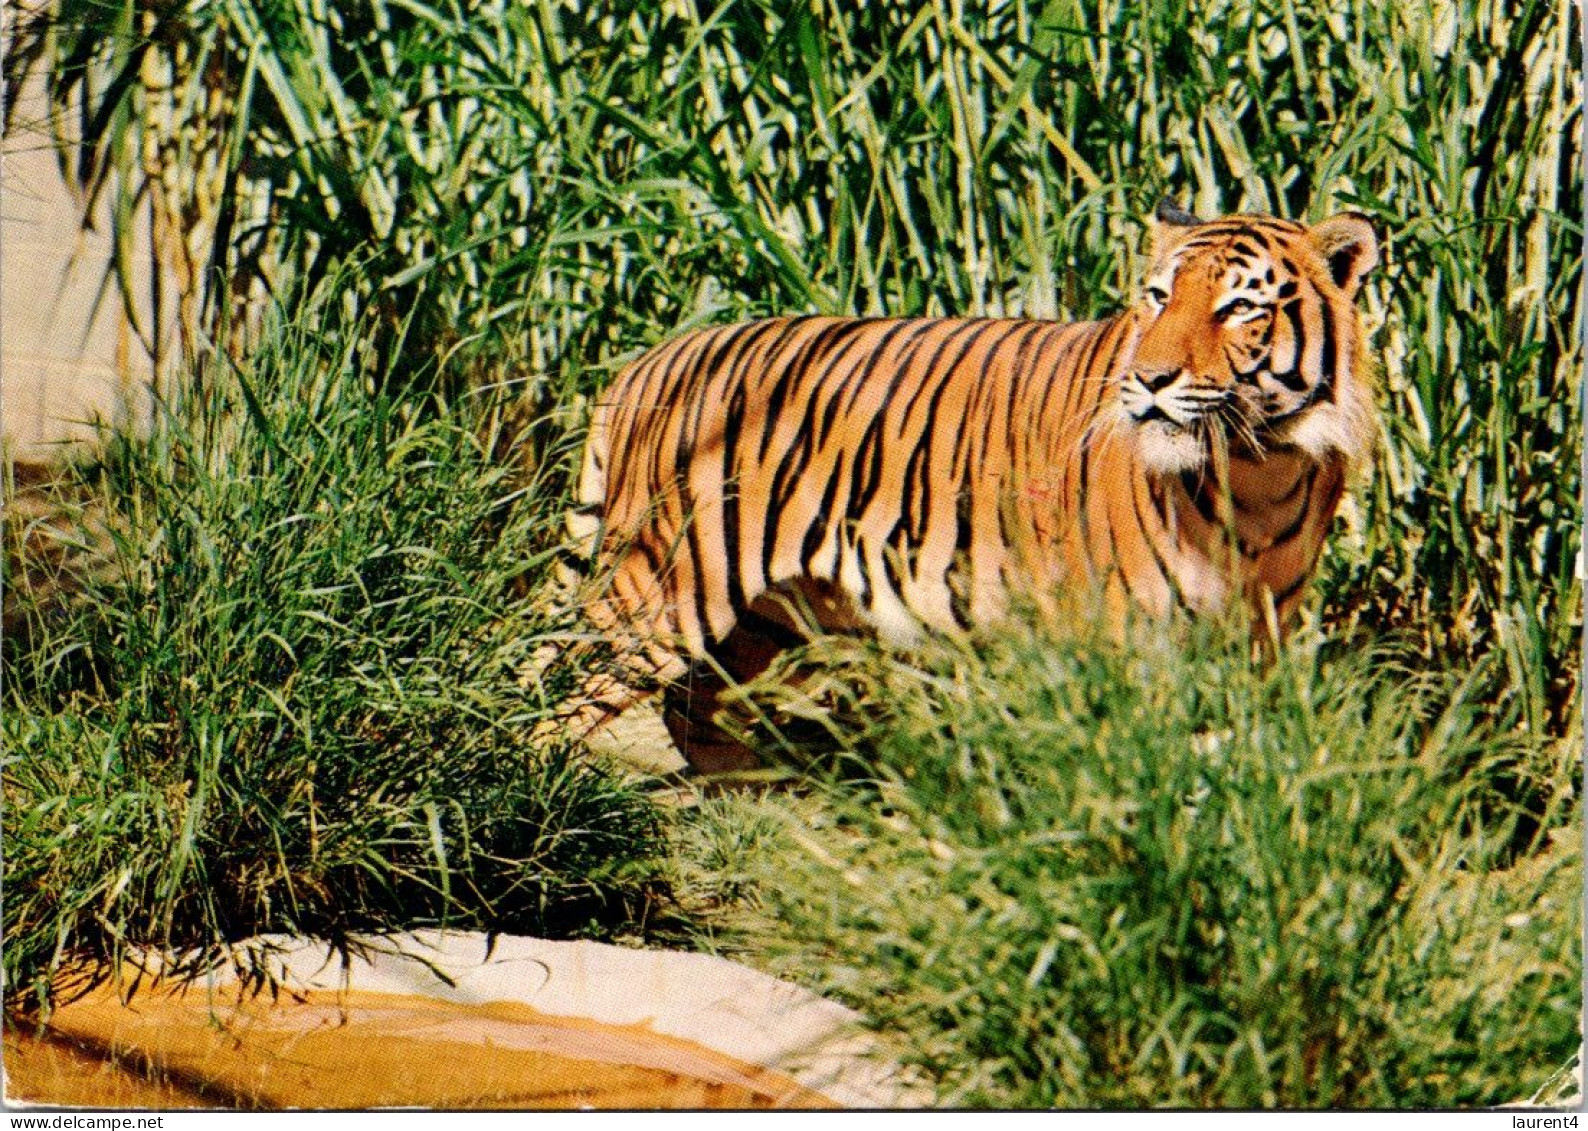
[1272, 378, 1377, 466]
[1099, 397, 1204, 475]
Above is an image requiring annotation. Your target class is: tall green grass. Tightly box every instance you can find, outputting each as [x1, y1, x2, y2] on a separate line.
[9, 0, 1579, 701]
[2, 287, 666, 1013]
[691, 625, 1581, 1106]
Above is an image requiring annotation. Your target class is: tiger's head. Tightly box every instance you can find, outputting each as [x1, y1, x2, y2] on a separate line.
[1115, 200, 1380, 475]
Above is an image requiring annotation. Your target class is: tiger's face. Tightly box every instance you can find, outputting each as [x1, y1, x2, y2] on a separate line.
[1116, 204, 1379, 475]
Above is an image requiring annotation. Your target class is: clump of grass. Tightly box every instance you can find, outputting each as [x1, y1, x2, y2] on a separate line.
[696, 624, 1580, 1108]
[1, 287, 668, 1014]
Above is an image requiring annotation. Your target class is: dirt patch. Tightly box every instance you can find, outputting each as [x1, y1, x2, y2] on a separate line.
[5, 983, 834, 1110]
[4, 1028, 216, 1109]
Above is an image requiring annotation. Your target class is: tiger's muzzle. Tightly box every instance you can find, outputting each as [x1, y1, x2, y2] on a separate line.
[1117, 368, 1233, 429]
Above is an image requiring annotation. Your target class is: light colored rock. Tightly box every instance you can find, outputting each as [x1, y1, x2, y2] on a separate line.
[193, 930, 926, 1108]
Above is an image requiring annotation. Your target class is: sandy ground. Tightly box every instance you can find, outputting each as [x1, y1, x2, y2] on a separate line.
[5, 985, 830, 1110]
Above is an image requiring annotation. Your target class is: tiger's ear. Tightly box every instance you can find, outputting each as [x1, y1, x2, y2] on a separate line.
[1149, 197, 1201, 257]
[1309, 213, 1379, 297]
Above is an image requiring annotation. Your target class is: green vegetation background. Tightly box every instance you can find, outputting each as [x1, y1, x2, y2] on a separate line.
[3, 0, 1581, 1108]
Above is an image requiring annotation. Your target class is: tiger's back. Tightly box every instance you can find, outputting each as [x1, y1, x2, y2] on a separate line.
[581, 314, 1129, 655]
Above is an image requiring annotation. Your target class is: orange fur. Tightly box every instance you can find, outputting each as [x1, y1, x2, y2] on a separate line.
[572, 209, 1379, 768]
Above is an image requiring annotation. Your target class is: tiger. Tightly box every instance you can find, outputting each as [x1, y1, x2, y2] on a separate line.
[566, 202, 1380, 771]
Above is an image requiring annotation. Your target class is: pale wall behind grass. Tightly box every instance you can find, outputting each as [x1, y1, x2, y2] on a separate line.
[1, 73, 176, 460]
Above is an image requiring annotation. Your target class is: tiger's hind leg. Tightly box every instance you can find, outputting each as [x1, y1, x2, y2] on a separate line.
[544, 565, 829, 775]
[659, 615, 794, 775]
[661, 675, 760, 775]
[554, 611, 797, 778]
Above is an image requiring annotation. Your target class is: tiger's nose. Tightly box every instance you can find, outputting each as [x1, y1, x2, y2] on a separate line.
[1137, 367, 1185, 392]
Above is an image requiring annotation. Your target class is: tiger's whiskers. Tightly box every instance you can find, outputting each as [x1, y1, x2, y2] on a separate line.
[1220, 400, 1265, 458]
